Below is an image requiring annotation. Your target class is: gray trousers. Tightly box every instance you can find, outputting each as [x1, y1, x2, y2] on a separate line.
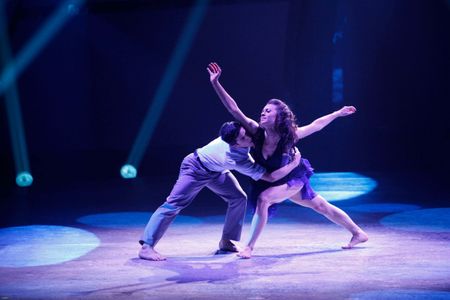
[140, 153, 247, 247]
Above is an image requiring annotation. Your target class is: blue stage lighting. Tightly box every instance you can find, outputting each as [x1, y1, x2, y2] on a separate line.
[310, 172, 377, 202]
[120, 164, 137, 179]
[0, 225, 99, 267]
[15, 171, 33, 187]
[345, 203, 421, 213]
[0, 3, 32, 188]
[332, 68, 344, 103]
[123, 0, 209, 175]
[0, 0, 86, 96]
[67, 4, 80, 15]
[380, 208, 450, 233]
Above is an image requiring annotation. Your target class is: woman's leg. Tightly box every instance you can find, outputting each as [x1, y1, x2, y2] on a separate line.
[238, 183, 303, 259]
[290, 193, 368, 248]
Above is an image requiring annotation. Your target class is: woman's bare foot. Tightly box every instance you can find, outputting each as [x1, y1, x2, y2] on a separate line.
[237, 246, 253, 259]
[342, 230, 369, 249]
[139, 244, 166, 261]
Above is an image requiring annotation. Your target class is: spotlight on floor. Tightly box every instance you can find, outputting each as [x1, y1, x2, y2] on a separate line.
[120, 164, 137, 179]
[15, 171, 33, 187]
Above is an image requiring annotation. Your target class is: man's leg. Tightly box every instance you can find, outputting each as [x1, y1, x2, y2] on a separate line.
[139, 154, 211, 260]
[290, 193, 368, 248]
[207, 171, 247, 251]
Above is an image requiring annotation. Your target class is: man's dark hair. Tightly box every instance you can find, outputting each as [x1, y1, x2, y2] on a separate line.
[220, 121, 242, 145]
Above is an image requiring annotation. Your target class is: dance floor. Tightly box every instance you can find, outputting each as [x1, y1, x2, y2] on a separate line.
[0, 172, 449, 299]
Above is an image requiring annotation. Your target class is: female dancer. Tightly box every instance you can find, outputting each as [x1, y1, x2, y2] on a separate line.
[207, 62, 368, 258]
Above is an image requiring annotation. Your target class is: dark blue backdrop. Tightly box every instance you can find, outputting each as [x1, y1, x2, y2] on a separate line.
[1, 0, 449, 190]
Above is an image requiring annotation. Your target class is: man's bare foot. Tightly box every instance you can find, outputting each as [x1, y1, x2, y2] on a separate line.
[342, 230, 369, 249]
[237, 246, 253, 259]
[219, 239, 238, 252]
[139, 244, 166, 261]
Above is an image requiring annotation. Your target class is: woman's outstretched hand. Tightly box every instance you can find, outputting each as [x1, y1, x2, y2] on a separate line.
[337, 106, 357, 117]
[207, 62, 222, 83]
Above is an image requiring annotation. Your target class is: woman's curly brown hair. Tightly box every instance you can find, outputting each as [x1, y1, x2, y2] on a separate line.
[267, 99, 298, 154]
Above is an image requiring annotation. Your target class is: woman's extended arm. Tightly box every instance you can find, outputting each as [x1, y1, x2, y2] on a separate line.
[296, 106, 356, 140]
[207, 62, 259, 136]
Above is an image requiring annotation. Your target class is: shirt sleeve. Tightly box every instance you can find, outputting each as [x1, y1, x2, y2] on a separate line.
[233, 155, 266, 181]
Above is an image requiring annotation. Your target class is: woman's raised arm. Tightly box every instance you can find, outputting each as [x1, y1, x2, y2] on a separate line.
[207, 62, 259, 136]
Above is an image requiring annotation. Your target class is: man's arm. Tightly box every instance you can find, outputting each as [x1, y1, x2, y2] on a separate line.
[259, 148, 301, 182]
[296, 106, 356, 140]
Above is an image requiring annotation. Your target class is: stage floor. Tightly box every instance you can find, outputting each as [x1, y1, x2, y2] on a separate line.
[0, 172, 449, 299]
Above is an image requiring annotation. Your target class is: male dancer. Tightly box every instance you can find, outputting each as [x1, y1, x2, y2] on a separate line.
[139, 121, 301, 261]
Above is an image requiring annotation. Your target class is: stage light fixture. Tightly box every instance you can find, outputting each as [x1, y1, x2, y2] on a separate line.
[120, 164, 137, 179]
[15, 171, 33, 187]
